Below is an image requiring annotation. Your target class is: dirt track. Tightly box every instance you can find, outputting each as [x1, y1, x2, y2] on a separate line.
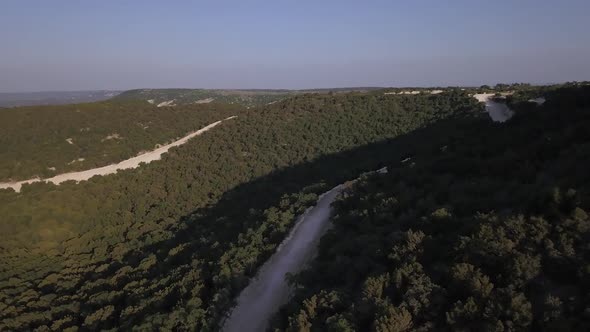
[0, 116, 236, 192]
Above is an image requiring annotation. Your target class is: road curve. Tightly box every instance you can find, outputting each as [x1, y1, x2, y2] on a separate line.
[222, 184, 344, 332]
[222, 168, 388, 332]
[0, 116, 237, 192]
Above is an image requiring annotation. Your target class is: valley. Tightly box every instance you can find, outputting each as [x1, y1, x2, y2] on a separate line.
[3, 2, 588, 331]
[0, 84, 588, 331]
[0, 88, 477, 330]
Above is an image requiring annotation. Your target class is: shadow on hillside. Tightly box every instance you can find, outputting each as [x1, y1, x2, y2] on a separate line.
[55, 109, 489, 329]
[104, 111, 490, 329]
[12, 85, 590, 331]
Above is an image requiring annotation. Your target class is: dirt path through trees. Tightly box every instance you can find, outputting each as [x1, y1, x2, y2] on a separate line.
[0, 116, 236, 192]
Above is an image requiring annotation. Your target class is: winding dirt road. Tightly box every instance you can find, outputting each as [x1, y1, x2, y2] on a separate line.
[0, 116, 236, 192]
[222, 185, 344, 332]
[222, 168, 388, 332]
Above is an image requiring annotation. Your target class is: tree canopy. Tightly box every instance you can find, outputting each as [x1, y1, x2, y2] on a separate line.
[0, 90, 476, 330]
[2, 84, 589, 331]
[271, 85, 590, 332]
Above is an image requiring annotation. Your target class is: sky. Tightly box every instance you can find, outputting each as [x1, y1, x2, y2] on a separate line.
[1, 0, 589, 92]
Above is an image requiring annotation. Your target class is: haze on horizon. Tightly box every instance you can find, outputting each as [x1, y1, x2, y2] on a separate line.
[1, 0, 589, 93]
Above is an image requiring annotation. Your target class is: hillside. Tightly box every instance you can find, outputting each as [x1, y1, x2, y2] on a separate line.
[0, 91, 477, 331]
[271, 86, 590, 331]
[0, 91, 121, 108]
[113, 89, 293, 108]
[0, 100, 240, 181]
[1, 85, 589, 331]
[113, 88, 386, 108]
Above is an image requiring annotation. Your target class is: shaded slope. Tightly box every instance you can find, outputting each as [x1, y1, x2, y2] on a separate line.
[272, 86, 590, 331]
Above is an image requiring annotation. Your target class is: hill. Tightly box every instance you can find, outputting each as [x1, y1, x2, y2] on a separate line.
[0, 100, 239, 181]
[271, 85, 590, 331]
[1, 85, 589, 331]
[113, 87, 386, 108]
[113, 89, 293, 108]
[0, 91, 121, 108]
[0, 90, 476, 331]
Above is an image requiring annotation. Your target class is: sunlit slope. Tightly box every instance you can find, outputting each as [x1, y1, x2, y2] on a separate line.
[113, 88, 292, 108]
[0, 100, 240, 181]
[112, 87, 386, 108]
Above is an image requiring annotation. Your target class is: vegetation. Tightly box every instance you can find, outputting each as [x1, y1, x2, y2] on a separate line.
[113, 88, 293, 108]
[2, 84, 588, 331]
[0, 90, 476, 330]
[272, 85, 590, 331]
[113, 88, 385, 108]
[0, 100, 239, 181]
[0, 90, 120, 108]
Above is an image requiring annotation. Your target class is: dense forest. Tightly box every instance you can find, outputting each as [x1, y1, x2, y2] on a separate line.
[0, 100, 240, 181]
[2, 84, 588, 331]
[271, 85, 590, 331]
[0, 90, 477, 330]
[0, 91, 120, 108]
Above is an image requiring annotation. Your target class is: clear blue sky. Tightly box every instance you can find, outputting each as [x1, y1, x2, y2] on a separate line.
[1, 0, 589, 92]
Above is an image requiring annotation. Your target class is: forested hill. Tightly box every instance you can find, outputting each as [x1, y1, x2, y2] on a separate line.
[113, 89, 291, 107]
[0, 91, 121, 108]
[0, 100, 240, 181]
[112, 88, 386, 108]
[0, 91, 477, 331]
[272, 86, 590, 331]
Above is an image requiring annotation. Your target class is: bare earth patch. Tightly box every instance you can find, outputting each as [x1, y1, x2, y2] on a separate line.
[194, 97, 214, 104]
[101, 133, 122, 142]
[157, 100, 176, 107]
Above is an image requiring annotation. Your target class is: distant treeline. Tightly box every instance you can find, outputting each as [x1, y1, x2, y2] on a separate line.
[0, 90, 120, 108]
[113, 89, 292, 108]
[112, 87, 392, 109]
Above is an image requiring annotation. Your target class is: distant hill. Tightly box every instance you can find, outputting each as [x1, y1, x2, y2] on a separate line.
[2, 84, 589, 331]
[113, 89, 290, 107]
[0, 90, 121, 107]
[271, 85, 590, 331]
[113, 87, 384, 107]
